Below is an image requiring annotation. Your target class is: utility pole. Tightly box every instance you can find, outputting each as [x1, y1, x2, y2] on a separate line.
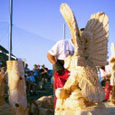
[9, 0, 13, 60]
[63, 23, 66, 39]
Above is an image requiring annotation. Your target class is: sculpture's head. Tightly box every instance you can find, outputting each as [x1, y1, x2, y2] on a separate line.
[79, 28, 84, 40]
[110, 57, 115, 70]
[110, 43, 115, 70]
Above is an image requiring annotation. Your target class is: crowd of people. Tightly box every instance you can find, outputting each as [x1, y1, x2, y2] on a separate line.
[24, 64, 53, 95]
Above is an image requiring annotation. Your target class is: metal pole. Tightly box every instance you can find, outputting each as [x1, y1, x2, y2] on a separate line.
[9, 0, 13, 60]
[63, 24, 66, 39]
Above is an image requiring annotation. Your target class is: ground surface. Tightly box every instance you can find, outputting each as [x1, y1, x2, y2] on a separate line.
[0, 81, 53, 115]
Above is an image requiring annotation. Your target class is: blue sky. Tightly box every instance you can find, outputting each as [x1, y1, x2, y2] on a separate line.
[0, 0, 115, 69]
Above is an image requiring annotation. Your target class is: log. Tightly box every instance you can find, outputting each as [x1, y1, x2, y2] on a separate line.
[7, 60, 28, 115]
[0, 67, 6, 106]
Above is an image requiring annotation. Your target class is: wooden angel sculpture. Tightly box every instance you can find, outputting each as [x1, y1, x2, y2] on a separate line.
[55, 3, 109, 110]
[109, 43, 115, 104]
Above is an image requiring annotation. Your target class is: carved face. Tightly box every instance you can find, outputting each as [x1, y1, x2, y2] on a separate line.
[110, 62, 115, 70]
[110, 58, 115, 70]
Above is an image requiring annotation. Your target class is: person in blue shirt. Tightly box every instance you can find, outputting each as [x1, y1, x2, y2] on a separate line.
[26, 71, 36, 95]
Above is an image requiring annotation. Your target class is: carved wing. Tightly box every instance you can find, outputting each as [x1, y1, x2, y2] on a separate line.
[81, 12, 109, 67]
[60, 3, 83, 56]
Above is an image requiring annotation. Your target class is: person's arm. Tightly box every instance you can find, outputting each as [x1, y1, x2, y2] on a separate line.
[47, 40, 61, 64]
[47, 40, 65, 74]
[47, 52, 64, 74]
[47, 52, 56, 64]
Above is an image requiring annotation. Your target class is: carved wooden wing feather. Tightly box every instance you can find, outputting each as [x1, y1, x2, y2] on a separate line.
[82, 12, 109, 67]
[60, 3, 82, 56]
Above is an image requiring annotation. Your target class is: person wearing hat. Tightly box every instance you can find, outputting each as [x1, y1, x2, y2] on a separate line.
[47, 39, 74, 107]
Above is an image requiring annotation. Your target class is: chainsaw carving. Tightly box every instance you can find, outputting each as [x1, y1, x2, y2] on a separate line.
[109, 43, 115, 104]
[0, 67, 6, 106]
[55, 3, 109, 110]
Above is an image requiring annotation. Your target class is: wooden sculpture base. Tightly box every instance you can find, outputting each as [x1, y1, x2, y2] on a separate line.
[55, 102, 115, 115]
